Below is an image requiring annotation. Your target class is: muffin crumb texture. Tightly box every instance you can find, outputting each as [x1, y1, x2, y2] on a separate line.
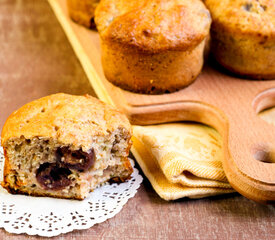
[1, 93, 133, 200]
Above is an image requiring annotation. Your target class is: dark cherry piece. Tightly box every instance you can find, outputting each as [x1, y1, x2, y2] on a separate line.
[36, 163, 72, 190]
[57, 147, 95, 172]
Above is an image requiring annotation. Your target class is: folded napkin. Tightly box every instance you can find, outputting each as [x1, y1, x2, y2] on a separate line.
[132, 123, 235, 200]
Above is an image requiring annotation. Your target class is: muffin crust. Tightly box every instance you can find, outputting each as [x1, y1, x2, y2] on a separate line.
[205, 0, 275, 79]
[95, 0, 211, 94]
[67, 0, 100, 28]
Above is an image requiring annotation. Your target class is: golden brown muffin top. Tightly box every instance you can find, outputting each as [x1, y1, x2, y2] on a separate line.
[1, 93, 131, 151]
[205, 0, 275, 36]
[95, 0, 211, 52]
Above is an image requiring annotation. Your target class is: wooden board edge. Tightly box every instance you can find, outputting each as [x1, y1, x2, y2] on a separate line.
[48, 0, 114, 106]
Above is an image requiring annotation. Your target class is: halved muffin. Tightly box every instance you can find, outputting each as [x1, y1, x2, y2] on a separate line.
[1, 93, 133, 200]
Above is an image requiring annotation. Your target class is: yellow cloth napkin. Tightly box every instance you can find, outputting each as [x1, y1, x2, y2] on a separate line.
[259, 108, 275, 126]
[132, 123, 235, 200]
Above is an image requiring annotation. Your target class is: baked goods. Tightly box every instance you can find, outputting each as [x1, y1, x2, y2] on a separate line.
[205, 0, 275, 79]
[1, 93, 133, 200]
[95, 0, 211, 94]
[67, 0, 99, 28]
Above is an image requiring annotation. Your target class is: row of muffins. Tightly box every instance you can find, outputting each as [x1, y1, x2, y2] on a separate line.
[67, 0, 275, 94]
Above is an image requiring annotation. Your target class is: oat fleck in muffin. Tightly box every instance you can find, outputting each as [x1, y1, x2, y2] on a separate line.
[205, 0, 275, 79]
[95, 0, 211, 94]
[1, 93, 133, 200]
[67, 0, 100, 28]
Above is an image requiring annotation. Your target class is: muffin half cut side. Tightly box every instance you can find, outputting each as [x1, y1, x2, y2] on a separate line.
[1, 94, 133, 200]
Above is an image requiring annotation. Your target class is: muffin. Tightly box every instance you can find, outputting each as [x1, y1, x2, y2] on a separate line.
[67, 0, 100, 28]
[95, 0, 211, 94]
[1, 93, 133, 200]
[205, 0, 275, 79]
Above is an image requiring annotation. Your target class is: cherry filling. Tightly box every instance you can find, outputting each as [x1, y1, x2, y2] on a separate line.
[57, 147, 95, 172]
[36, 147, 95, 190]
[36, 163, 72, 190]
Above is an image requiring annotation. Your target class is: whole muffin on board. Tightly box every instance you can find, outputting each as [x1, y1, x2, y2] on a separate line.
[205, 0, 275, 79]
[67, 0, 99, 28]
[1, 93, 133, 200]
[95, 0, 211, 94]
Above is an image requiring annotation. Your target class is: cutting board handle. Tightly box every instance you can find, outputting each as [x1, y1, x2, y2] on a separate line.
[223, 95, 275, 203]
[130, 100, 275, 203]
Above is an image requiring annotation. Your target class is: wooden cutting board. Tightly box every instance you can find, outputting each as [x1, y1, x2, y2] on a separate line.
[48, 0, 275, 204]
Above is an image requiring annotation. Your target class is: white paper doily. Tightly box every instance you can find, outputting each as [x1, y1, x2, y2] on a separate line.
[0, 147, 143, 237]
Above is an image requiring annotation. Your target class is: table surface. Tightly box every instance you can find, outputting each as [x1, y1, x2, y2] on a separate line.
[0, 1, 274, 239]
